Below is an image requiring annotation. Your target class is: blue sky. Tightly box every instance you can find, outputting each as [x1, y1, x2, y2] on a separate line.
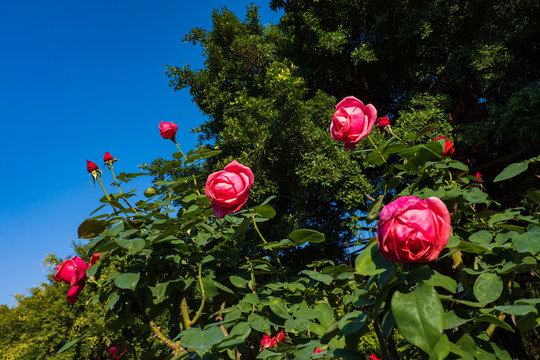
[0, 0, 281, 306]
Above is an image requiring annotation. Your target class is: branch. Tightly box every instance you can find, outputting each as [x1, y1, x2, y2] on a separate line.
[136, 299, 183, 354]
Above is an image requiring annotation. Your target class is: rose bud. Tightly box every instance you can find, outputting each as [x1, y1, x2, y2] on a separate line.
[87, 160, 99, 173]
[159, 121, 178, 140]
[434, 136, 455, 157]
[377, 116, 390, 130]
[205, 160, 254, 218]
[377, 196, 451, 263]
[330, 96, 377, 150]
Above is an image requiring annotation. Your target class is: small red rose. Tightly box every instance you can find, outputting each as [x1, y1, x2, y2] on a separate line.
[377, 116, 390, 129]
[87, 160, 99, 173]
[434, 136, 455, 157]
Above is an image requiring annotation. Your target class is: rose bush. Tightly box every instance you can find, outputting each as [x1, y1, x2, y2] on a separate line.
[159, 120, 178, 140]
[53, 254, 99, 303]
[204, 160, 254, 218]
[376, 196, 451, 263]
[330, 96, 377, 150]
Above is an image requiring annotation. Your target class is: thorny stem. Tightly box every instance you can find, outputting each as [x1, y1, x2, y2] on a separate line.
[250, 216, 288, 281]
[136, 298, 182, 354]
[174, 141, 201, 196]
[180, 297, 191, 329]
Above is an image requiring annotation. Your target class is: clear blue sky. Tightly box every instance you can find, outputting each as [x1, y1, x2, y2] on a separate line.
[0, 0, 281, 306]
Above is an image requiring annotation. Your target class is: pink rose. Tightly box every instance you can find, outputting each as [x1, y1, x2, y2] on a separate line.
[434, 136, 455, 157]
[53, 254, 100, 303]
[205, 160, 254, 218]
[369, 355, 382, 360]
[377, 196, 451, 263]
[159, 121, 178, 140]
[261, 334, 276, 350]
[330, 96, 377, 150]
[314, 348, 323, 353]
[87, 160, 99, 173]
[377, 116, 390, 129]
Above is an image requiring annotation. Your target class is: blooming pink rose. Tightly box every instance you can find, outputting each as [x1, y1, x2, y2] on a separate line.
[159, 121, 178, 140]
[377, 196, 451, 263]
[377, 116, 390, 129]
[109, 345, 127, 359]
[205, 160, 254, 218]
[434, 136, 455, 157]
[330, 96, 377, 150]
[87, 160, 99, 173]
[53, 254, 100, 303]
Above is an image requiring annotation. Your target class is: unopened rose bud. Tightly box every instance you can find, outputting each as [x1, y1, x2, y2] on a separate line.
[87, 160, 99, 173]
[159, 121, 178, 141]
[377, 116, 390, 130]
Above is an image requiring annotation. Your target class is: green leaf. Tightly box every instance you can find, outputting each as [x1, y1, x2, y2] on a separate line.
[315, 302, 335, 328]
[114, 272, 140, 291]
[115, 238, 146, 254]
[229, 322, 251, 340]
[181, 326, 224, 356]
[391, 283, 444, 353]
[289, 229, 325, 245]
[355, 241, 393, 276]
[415, 124, 438, 139]
[476, 314, 514, 332]
[469, 230, 492, 245]
[428, 334, 450, 360]
[494, 161, 528, 182]
[366, 194, 384, 223]
[474, 272, 503, 304]
[338, 311, 368, 335]
[526, 190, 540, 204]
[253, 204, 276, 219]
[444, 309, 472, 329]
[512, 226, 540, 254]
[269, 298, 290, 319]
[143, 187, 158, 197]
[491, 304, 537, 316]
[407, 267, 457, 293]
[463, 187, 490, 204]
[247, 314, 270, 333]
[78, 219, 106, 239]
[229, 275, 248, 288]
[57, 337, 83, 354]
